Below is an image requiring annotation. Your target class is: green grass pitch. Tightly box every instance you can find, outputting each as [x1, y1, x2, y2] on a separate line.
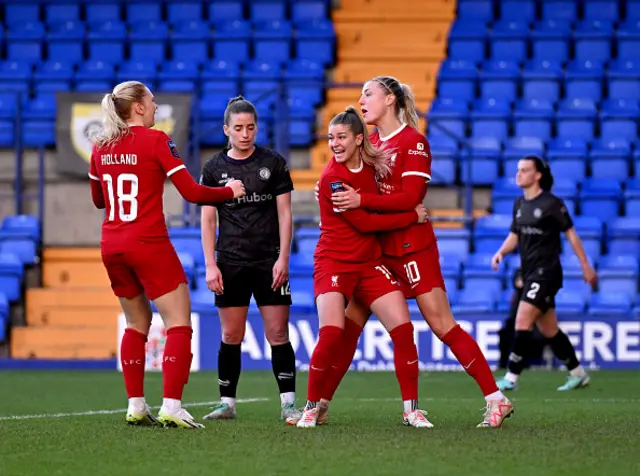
[1, 370, 639, 476]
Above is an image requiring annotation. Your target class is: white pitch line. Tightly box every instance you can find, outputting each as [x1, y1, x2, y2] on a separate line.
[0, 398, 269, 422]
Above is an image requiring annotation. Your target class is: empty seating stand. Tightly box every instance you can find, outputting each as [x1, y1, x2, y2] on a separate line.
[0, 0, 337, 148]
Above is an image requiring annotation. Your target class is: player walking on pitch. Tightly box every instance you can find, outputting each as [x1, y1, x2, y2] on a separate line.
[89, 81, 245, 429]
[492, 156, 596, 391]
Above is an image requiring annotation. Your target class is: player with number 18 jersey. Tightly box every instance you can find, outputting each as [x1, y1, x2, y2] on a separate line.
[89, 126, 235, 299]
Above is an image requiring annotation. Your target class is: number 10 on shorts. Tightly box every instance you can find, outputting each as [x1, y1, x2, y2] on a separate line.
[404, 261, 421, 284]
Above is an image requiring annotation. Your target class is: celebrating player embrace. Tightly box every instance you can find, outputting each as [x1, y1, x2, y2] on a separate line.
[295, 107, 432, 429]
[89, 81, 245, 429]
[492, 156, 596, 391]
[318, 76, 513, 428]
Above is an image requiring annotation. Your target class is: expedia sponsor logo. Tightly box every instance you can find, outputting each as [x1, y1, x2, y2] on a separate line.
[408, 149, 429, 157]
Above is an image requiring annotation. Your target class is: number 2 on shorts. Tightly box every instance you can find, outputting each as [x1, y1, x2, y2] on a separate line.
[526, 282, 540, 299]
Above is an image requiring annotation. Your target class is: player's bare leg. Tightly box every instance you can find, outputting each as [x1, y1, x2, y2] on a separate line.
[204, 306, 248, 421]
[537, 309, 590, 391]
[261, 305, 302, 422]
[153, 283, 204, 429]
[416, 288, 513, 428]
[371, 291, 433, 428]
[119, 294, 157, 426]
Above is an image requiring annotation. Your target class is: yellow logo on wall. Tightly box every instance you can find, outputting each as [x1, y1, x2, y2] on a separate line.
[70, 102, 178, 164]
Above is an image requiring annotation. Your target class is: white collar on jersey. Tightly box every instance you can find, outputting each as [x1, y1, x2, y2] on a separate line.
[379, 123, 407, 142]
[347, 158, 364, 173]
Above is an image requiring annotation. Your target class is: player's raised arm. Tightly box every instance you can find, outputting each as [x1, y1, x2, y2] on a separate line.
[154, 133, 244, 204]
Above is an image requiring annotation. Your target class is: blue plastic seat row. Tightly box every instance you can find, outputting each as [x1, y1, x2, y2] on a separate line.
[458, 0, 640, 23]
[1, 0, 330, 24]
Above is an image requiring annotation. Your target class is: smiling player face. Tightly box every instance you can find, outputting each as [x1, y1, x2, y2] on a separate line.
[328, 123, 363, 168]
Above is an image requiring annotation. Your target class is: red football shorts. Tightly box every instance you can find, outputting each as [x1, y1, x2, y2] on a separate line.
[383, 244, 446, 299]
[314, 261, 401, 308]
[101, 241, 188, 300]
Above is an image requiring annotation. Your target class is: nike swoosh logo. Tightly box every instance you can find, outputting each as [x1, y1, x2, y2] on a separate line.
[407, 360, 418, 365]
[464, 359, 475, 370]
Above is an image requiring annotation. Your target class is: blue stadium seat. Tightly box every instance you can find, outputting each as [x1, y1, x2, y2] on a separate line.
[75, 60, 116, 83]
[242, 60, 282, 107]
[556, 98, 597, 140]
[116, 60, 158, 85]
[502, 137, 545, 178]
[624, 178, 640, 216]
[513, 98, 554, 140]
[460, 137, 501, 185]
[33, 61, 75, 83]
[599, 99, 639, 141]
[129, 21, 169, 64]
[555, 289, 586, 314]
[200, 60, 240, 97]
[553, 179, 579, 216]
[489, 20, 529, 62]
[580, 179, 622, 221]
[590, 138, 632, 181]
[597, 254, 638, 299]
[565, 60, 605, 102]
[563, 215, 602, 258]
[427, 97, 468, 138]
[167, 0, 203, 22]
[47, 20, 85, 63]
[447, 20, 487, 63]
[0, 121, 14, 147]
[428, 136, 458, 185]
[23, 94, 56, 121]
[283, 59, 324, 106]
[251, 0, 286, 21]
[5, 3, 39, 24]
[492, 178, 520, 214]
[474, 214, 512, 254]
[295, 227, 320, 261]
[457, 0, 494, 21]
[607, 217, 640, 255]
[209, 1, 244, 22]
[547, 138, 588, 183]
[292, 0, 328, 22]
[542, 1, 577, 21]
[470, 97, 510, 140]
[127, 2, 162, 22]
[440, 253, 462, 279]
[607, 60, 640, 100]
[295, 19, 336, 65]
[22, 120, 55, 147]
[628, 0, 640, 20]
[521, 59, 563, 102]
[584, 0, 620, 22]
[87, 21, 127, 63]
[2, 215, 40, 241]
[176, 251, 196, 287]
[171, 20, 211, 63]
[0, 231, 37, 265]
[212, 20, 251, 62]
[86, 3, 121, 23]
[588, 292, 632, 316]
[478, 60, 519, 101]
[5, 21, 45, 64]
[617, 19, 640, 61]
[500, 0, 535, 21]
[531, 20, 571, 62]
[573, 20, 614, 63]
[437, 60, 477, 101]
[253, 20, 293, 62]
[0, 93, 18, 120]
[0, 253, 23, 302]
[452, 287, 496, 314]
[435, 229, 471, 260]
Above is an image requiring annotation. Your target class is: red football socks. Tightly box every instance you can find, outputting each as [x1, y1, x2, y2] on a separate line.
[443, 324, 499, 396]
[120, 328, 147, 398]
[390, 322, 419, 401]
[323, 319, 363, 401]
[162, 326, 193, 400]
[307, 325, 343, 402]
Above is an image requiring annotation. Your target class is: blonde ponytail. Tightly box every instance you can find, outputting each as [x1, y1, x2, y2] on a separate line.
[94, 81, 148, 149]
[330, 106, 392, 178]
[400, 83, 419, 130]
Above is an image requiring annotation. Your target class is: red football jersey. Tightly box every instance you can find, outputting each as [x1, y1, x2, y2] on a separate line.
[314, 157, 418, 269]
[369, 124, 437, 257]
[89, 126, 192, 254]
